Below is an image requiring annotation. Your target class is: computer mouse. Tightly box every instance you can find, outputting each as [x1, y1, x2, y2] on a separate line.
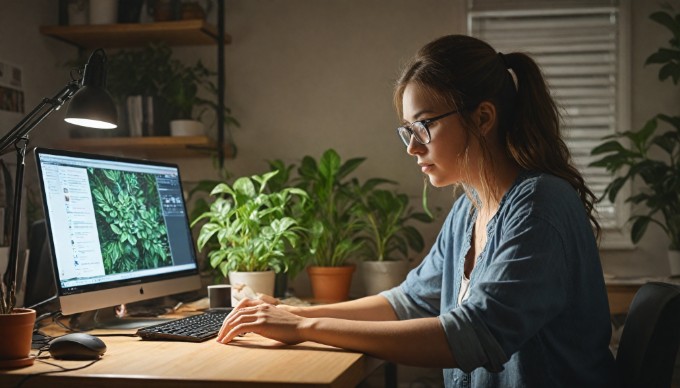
[48, 333, 107, 360]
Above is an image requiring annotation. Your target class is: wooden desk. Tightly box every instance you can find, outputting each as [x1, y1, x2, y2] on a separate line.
[0, 323, 381, 387]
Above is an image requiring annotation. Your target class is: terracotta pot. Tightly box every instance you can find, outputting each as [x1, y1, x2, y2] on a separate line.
[307, 265, 355, 303]
[0, 308, 36, 369]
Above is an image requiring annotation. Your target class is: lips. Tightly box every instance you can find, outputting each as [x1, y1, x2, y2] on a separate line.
[418, 162, 434, 173]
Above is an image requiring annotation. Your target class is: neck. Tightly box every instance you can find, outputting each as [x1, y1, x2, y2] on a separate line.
[470, 155, 521, 214]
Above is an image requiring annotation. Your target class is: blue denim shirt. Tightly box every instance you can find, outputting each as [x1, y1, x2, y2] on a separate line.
[382, 172, 616, 387]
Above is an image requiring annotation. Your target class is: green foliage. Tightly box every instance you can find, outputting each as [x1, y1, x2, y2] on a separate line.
[589, 5, 680, 249]
[89, 168, 171, 273]
[105, 43, 172, 102]
[296, 149, 393, 267]
[192, 171, 308, 277]
[105, 43, 239, 125]
[353, 187, 433, 262]
[645, 4, 680, 85]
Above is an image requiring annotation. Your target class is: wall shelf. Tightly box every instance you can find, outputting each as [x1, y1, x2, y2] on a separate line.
[40, 2, 232, 164]
[39, 20, 231, 48]
[58, 136, 235, 159]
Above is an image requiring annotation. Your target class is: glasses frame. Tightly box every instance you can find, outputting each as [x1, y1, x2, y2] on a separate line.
[396, 109, 459, 147]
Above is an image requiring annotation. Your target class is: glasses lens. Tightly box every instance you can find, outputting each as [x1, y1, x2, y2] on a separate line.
[412, 122, 430, 144]
[397, 126, 412, 146]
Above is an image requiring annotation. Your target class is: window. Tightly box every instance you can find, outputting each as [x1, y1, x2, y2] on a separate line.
[469, 0, 632, 248]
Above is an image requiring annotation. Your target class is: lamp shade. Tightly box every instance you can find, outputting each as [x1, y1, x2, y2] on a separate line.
[64, 48, 118, 129]
[64, 86, 118, 129]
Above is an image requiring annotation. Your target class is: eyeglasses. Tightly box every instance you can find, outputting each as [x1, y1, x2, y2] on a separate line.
[396, 110, 459, 147]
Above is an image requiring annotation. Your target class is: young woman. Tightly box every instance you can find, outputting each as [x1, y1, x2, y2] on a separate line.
[216, 35, 616, 387]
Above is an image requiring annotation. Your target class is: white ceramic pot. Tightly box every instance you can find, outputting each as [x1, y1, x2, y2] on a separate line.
[669, 250, 680, 277]
[89, 0, 118, 25]
[228, 271, 276, 306]
[170, 120, 204, 136]
[361, 260, 409, 296]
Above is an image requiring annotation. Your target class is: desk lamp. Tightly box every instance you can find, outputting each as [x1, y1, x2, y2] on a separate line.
[0, 48, 117, 314]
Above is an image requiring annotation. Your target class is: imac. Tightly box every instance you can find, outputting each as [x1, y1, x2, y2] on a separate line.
[33, 148, 201, 319]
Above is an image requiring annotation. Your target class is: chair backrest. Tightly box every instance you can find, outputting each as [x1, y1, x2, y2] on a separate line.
[616, 281, 680, 388]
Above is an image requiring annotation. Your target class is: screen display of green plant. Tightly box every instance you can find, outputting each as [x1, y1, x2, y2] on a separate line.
[89, 168, 172, 273]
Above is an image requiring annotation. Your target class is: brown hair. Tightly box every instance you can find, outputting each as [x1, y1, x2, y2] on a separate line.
[394, 35, 601, 240]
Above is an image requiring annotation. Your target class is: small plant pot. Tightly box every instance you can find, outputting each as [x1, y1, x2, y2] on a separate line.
[307, 265, 355, 303]
[0, 308, 36, 369]
[228, 271, 276, 305]
[361, 260, 409, 296]
[170, 119, 204, 136]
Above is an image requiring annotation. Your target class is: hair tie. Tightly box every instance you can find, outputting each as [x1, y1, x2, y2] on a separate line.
[498, 52, 518, 91]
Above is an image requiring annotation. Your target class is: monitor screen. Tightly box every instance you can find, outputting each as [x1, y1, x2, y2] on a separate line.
[34, 148, 201, 316]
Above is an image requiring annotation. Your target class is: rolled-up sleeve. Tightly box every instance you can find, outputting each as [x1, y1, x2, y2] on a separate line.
[442, 216, 569, 373]
[385, 213, 569, 375]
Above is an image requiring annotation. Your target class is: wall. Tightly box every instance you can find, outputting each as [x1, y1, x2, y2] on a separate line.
[1, 0, 676, 386]
[1, 1, 678, 279]
[173, 0, 466, 259]
[1, 2, 678, 282]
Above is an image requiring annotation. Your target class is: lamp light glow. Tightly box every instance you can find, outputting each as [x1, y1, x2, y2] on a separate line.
[64, 118, 117, 129]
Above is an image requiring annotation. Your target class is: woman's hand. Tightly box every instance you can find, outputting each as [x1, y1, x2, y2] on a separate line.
[216, 299, 309, 345]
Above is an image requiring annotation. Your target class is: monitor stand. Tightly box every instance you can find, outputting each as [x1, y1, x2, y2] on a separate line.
[68, 305, 174, 331]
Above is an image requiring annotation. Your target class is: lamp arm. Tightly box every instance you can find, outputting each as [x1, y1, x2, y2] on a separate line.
[0, 81, 80, 156]
[0, 80, 80, 314]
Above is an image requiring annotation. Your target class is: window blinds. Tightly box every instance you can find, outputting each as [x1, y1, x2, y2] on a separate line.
[469, 2, 622, 229]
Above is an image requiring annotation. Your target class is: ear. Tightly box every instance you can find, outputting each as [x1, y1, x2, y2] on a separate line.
[473, 101, 497, 136]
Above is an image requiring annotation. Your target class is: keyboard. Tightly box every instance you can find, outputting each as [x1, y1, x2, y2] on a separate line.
[135, 310, 231, 342]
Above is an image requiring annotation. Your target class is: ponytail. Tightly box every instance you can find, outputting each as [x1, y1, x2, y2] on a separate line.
[394, 35, 601, 240]
[503, 53, 601, 240]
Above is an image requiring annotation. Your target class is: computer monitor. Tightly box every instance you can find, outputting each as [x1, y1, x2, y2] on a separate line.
[34, 147, 201, 316]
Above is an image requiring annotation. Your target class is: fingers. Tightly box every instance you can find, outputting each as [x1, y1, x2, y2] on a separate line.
[217, 298, 261, 340]
[217, 308, 262, 343]
[217, 301, 270, 342]
[257, 293, 280, 305]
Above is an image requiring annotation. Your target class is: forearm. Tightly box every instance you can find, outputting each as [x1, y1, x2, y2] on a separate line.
[286, 295, 398, 321]
[299, 316, 456, 368]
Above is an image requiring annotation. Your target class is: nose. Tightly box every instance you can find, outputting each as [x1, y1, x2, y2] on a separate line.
[406, 135, 425, 156]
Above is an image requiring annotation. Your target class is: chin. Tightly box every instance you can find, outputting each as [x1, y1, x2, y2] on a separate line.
[427, 175, 448, 188]
[426, 173, 459, 188]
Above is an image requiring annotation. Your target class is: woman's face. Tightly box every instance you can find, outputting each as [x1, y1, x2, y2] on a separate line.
[402, 82, 477, 187]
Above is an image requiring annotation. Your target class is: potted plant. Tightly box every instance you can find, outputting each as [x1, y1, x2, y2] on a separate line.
[264, 159, 308, 296]
[296, 149, 390, 302]
[353, 186, 433, 295]
[192, 171, 308, 297]
[104, 43, 239, 138]
[102, 43, 175, 137]
[590, 5, 680, 275]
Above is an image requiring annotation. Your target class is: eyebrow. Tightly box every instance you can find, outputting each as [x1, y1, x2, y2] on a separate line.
[402, 109, 436, 124]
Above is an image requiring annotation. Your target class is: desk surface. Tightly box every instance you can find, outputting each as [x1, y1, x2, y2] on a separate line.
[0, 320, 379, 388]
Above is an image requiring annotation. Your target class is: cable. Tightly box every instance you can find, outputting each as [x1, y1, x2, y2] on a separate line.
[14, 357, 101, 388]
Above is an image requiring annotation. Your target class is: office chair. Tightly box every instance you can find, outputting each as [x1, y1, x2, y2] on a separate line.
[615, 281, 680, 388]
